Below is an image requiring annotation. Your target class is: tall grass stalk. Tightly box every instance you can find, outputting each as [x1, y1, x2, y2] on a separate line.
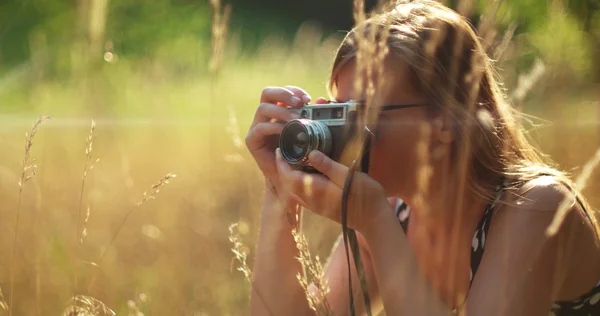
[447, 0, 492, 310]
[228, 223, 253, 283]
[99, 173, 176, 263]
[0, 286, 8, 311]
[209, 0, 231, 80]
[86, 173, 176, 292]
[71, 120, 99, 313]
[291, 226, 333, 316]
[228, 223, 275, 316]
[63, 295, 116, 316]
[208, 0, 231, 138]
[77, 120, 98, 248]
[9, 116, 51, 316]
[547, 148, 600, 236]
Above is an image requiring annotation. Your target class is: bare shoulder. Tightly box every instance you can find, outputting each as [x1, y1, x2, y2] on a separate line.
[491, 174, 600, 256]
[492, 176, 598, 237]
[510, 175, 581, 213]
[466, 175, 600, 312]
[486, 176, 587, 252]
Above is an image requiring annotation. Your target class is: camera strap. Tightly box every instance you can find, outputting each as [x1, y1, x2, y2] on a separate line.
[341, 126, 374, 316]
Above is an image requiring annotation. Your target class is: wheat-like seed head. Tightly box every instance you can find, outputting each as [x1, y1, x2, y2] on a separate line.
[137, 173, 177, 206]
[291, 227, 333, 316]
[228, 223, 253, 282]
[18, 116, 51, 189]
[84, 120, 100, 178]
[79, 120, 99, 247]
[80, 206, 91, 246]
[228, 222, 277, 316]
[10, 115, 51, 316]
[88, 171, 178, 287]
[62, 295, 115, 316]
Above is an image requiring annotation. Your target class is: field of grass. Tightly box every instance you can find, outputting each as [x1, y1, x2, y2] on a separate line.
[1, 9, 599, 316]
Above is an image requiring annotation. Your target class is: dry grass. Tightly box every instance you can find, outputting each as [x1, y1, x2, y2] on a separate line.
[9, 115, 51, 316]
[62, 295, 115, 316]
[0, 286, 7, 311]
[92, 172, 178, 272]
[547, 148, 600, 236]
[228, 223, 253, 283]
[59, 125, 176, 313]
[78, 120, 99, 247]
[0, 1, 598, 315]
[72, 120, 98, 305]
[291, 226, 333, 316]
[209, 0, 232, 78]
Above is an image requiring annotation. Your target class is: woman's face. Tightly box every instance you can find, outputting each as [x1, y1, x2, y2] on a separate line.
[333, 60, 436, 197]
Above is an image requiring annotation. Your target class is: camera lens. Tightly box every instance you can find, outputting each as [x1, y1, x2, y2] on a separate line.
[279, 119, 332, 166]
[282, 123, 308, 160]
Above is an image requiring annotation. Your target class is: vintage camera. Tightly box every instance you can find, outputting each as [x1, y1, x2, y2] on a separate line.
[279, 101, 362, 172]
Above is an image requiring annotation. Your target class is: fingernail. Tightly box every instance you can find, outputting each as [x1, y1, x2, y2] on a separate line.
[302, 95, 311, 103]
[275, 147, 281, 158]
[291, 96, 301, 105]
[291, 112, 301, 119]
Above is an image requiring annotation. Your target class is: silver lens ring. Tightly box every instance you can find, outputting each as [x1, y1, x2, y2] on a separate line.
[280, 119, 332, 166]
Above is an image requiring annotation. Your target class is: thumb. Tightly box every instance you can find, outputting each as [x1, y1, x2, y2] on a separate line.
[308, 150, 348, 187]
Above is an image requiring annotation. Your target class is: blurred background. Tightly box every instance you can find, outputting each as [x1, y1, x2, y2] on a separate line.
[0, 0, 599, 315]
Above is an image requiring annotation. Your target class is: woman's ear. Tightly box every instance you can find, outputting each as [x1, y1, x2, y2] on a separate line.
[432, 115, 454, 144]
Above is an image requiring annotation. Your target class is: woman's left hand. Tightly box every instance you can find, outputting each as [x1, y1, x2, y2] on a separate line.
[275, 148, 392, 232]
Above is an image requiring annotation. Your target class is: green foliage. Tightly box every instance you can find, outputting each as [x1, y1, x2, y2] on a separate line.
[0, 1, 598, 315]
[0, 0, 211, 79]
[106, 0, 210, 59]
[0, 0, 598, 89]
[0, 1, 77, 68]
[530, 8, 594, 81]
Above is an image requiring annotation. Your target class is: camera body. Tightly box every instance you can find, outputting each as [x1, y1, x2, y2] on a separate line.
[279, 101, 361, 172]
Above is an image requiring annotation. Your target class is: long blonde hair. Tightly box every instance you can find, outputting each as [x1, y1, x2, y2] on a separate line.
[328, 0, 598, 233]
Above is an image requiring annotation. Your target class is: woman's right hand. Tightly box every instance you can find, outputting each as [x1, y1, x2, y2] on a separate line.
[245, 86, 327, 199]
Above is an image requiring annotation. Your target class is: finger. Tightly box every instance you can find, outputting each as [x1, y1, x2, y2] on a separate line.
[315, 97, 329, 104]
[276, 148, 308, 197]
[284, 85, 312, 104]
[246, 122, 285, 152]
[275, 147, 315, 193]
[279, 168, 341, 219]
[294, 175, 341, 220]
[307, 150, 349, 187]
[252, 102, 301, 126]
[275, 147, 298, 180]
[260, 86, 305, 107]
[276, 149, 340, 214]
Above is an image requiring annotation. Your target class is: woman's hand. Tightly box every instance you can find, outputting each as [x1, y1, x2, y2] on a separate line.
[275, 147, 393, 232]
[245, 86, 328, 200]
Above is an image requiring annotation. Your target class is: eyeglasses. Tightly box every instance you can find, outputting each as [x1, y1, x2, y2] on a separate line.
[378, 103, 426, 112]
[350, 101, 427, 137]
[327, 99, 425, 113]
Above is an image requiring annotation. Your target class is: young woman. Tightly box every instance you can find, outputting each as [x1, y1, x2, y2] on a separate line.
[244, 1, 600, 315]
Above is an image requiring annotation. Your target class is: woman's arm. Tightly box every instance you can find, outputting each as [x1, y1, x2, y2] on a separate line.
[251, 187, 384, 316]
[316, 231, 382, 315]
[250, 187, 312, 316]
[360, 178, 597, 316]
[360, 202, 453, 316]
